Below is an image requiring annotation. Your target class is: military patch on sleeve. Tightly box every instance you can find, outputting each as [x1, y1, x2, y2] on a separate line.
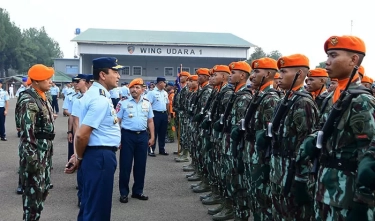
[99, 89, 106, 97]
[356, 134, 368, 139]
[116, 102, 121, 113]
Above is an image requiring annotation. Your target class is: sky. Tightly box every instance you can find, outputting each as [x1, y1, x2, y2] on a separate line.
[1, 0, 374, 77]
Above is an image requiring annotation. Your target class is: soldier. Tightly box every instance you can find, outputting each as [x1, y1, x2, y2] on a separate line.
[300, 35, 375, 221]
[73, 57, 122, 221]
[17, 64, 56, 221]
[242, 57, 281, 221]
[49, 82, 59, 114]
[15, 77, 29, 98]
[361, 75, 373, 89]
[65, 77, 80, 161]
[166, 82, 176, 143]
[175, 71, 191, 162]
[201, 65, 234, 214]
[358, 65, 365, 79]
[0, 79, 9, 141]
[270, 54, 319, 220]
[327, 78, 338, 93]
[305, 68, 329, 109]
[273, 72, 282, 90]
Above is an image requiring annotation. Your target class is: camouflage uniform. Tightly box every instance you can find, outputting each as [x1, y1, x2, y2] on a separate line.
[270, 86, 319, 221]
[176, 85, 189, 157]
[16, 88, 55, 221]
[300, 79, 375, 221]
[243, 84, 280, 221]
[227, 84, 252, 220]
[186, 89, 199, 167]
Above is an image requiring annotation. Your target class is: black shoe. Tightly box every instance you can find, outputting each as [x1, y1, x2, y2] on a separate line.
[75, 185, 79, 190]
[1, 137, 7, 141]
[131, 193, 148, 200]
[148, 153, 156, 157]
[16, 185, 23, 194]
[159, 152, 169, 156]
[49, 184, 54, 189]
[120, 195, 128, 203]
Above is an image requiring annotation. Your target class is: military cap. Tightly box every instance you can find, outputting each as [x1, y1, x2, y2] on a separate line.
[22, 77, 28, 82]
[196, 68, 210, 76]
[274, 72, 281, 79]
[167, 82, 174, 86]
[189, 75, 198, 81]
[361, 75, 373, 84]
[324, 35, 366, 55]
[251, 57, 278, 70]
[156, 77, 166, 83]
[229, 61, 252, 74]
[179, 71, 190, 77]
[212, 65, 231, 74]
[128, 78, 144, 88]
[277, 54, 310, 69]
[358, 65, 365, 77]
[28, 64, 54, 81]
[92, 57, 124, 70]
[308, 68, 328, 78]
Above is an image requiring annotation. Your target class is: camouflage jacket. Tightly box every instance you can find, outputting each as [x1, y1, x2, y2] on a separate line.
[16, 88, 55, 158]
[270, 86, 319, 186]
[245, 84, 281, 164]
[230, 85, 252, 129]
[194, 83, 213, 116]
[186, 90, 198, 117]
[315, 90, 329, 112]
[176, 85, 189, 113]
[211, 83, 234, 123]
[303, 80, 375, 208]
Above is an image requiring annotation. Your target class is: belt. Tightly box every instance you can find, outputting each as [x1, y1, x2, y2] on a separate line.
[153, 110, 167, 114]
[122, 129, 146, 134]
[87, 145, 118, 152]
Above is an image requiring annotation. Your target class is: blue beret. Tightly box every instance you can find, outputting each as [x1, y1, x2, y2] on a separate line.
[0, 79, 2, 83]
[22, 77, 28, 82]
[92, 57, 124, 70]
[156, 77, 166, 83]
[167, 82, 174, 86]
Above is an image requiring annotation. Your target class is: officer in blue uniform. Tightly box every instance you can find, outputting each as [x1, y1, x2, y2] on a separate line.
[116, 78, 155, 203]
[146, 77, 170, 156]
[0, 80, 9, 141]
[49, 82, 60, 114]
[110, 85, 121, 108]
[73, 57, 122, 221]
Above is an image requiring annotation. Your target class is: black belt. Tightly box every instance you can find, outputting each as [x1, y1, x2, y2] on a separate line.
[321, 156, 357, 172]
[153, 110, 167, 114]
[87, 145, 118, 152]
[122, 129, 146, 134]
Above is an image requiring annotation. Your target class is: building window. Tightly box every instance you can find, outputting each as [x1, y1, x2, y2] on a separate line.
[133, 66, 142, 76]
[66, 65, 78, 74]
[177, 67, 190, 73]
[120, 66, 130, 75]
[164, 67, 174, 77]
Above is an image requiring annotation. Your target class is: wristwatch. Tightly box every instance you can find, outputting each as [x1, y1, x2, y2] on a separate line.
[67, 131, 73, 134]
[75, 154, 83, 161]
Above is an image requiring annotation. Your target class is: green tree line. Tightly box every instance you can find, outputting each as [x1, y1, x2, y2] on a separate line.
[0, 8, 63, 78]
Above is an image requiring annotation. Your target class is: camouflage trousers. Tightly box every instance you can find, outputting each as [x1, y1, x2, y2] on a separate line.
[166, 117, 175, 141]
[187, 121, 198, 162]
[212, 138, 223, 194]
[228, 173, 251, 219]
[315, 201, 374, 221]
[219, 133, 231, 197]
[204, 139, 216, 184]
[179, 114, 189, 150]
[244, 163, 272, 221]
[20, 148, 53, 221]
[270, 182, 313, 221]
[198, 131, 211, 176]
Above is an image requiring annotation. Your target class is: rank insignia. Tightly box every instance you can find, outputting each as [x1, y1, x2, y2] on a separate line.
[330, 37, 338, 46]
[279, 59, 285, 66]
[99, 89, 106, 97]
[254, 61, 259, 68]
[231, 63, 235, 69]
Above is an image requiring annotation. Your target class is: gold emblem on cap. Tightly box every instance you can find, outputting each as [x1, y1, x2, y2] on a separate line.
[330, 37, 338, 46]
[254, 61, 259, 68]
[231, 63, 235, 69]
[213, 65, 217, 70]
[279, 59, 285, 66]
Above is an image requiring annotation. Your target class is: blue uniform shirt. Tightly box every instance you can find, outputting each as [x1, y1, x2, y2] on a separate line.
[0, 89, 9, 107]
[120, 86, 130, 98]
[50, 86, 60, 95]
[67, 92, 80, 114]
[109, 87, 120, 99]
[116, 96, 153, 131]
[80, 82, 121, 147]
[62, 91, 74, 111]
[71, 94, 83, 119]
[146, 88, 169, 111]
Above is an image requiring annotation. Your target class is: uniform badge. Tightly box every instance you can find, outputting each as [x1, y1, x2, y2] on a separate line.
[279, 59, 285, 67]
[99, 89, 106, 97]
[113, 118, 118, 124]
[330, 37, 338, 46]
[116, 103, 121, 113]
[129, 113, 134, 118]
[254, 61, 259, 68]
[231, 63, 235, 69]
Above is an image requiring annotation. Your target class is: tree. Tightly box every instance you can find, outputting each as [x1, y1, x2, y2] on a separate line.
[316, 62, 326, 68]
[247, 47, 283, 64]
[0, 8, 63, 76]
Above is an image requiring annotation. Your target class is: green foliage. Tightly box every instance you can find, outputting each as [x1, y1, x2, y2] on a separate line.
[247, 47, 283, 64]
[316, 61, 326, 68]
[0, 8, 63, 77]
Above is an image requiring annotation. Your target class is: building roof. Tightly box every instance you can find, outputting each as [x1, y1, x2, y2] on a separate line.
[71, 28, 254, 48]
[53, 71, 72, 82]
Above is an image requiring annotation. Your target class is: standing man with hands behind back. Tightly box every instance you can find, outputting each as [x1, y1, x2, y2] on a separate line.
[71, 57, 122, 221]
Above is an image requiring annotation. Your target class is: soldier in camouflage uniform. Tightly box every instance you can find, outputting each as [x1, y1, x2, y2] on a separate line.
[269, 54, 319, 221]
[191, 68, 213, 193]
[305, 68, 329, 110]
[203, 65, 234, 215]
[241, 58, 281, 221]
[175, 72, 191, 163]
[16, 64, 56, 221]
[299, 35, 375, 221]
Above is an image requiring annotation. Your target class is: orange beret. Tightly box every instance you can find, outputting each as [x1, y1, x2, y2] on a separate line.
[196, 68, 210, 76]
[358, 65, 365, 76]
[229, 61, 252, 74]
[179, 71, 190, 77]
[274, 72, 281, 79]
[213, 65, 231, 74]
[277, 54, 310, 69]
[324, 35, 366, 55]
[251, 57, 278, 70]
[330, 78, 338, 82]
[189, 75, 198, 81]
[128, 78, 144, 88]
[26, 77, 32, 86]
[308, 68, 328, 78]
[361, 75, 373, 84]
[28, 64, 54, 81]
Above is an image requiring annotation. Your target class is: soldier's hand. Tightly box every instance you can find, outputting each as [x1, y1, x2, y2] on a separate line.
[149, 137, 155, 146]
[64, 157, 77, 174]
[4, 110, 7, 116]
[67, 133, 73, 143]
[53, 114, 58, 120]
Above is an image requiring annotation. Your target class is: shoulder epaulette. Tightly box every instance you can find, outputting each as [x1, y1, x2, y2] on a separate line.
[67, 92, 73, 96]
[143, 97, 149, 101]
[77, 94, 84, 99]
[99, 89, 106, 97]
[72, 93, 79, 97]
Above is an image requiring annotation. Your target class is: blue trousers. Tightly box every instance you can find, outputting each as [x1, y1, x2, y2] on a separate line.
[78, 148, 117, 221]
[150, 111, 168, 153]
[0, 107, 5, 138]
[119, 130, 148, 196]
[51, 95, 59, 113]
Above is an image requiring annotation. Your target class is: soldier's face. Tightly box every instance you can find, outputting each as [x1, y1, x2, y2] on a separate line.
[76, 79, 86, 90]
[326, 50, 357, 79]
[198, 74, 207, 85]
[362, 82, 372, 89]
[130, 85, 142, 98]
[305, 77, 323, 92]
[180, 76, 188, 83]
[38, 78, 53, 92]
[103, 69, 120, 90]
[251, 69, 267, 88]
[279, 68, 298, 90]
[229, 70, 243, 84]
[328, 81, 338, 92]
